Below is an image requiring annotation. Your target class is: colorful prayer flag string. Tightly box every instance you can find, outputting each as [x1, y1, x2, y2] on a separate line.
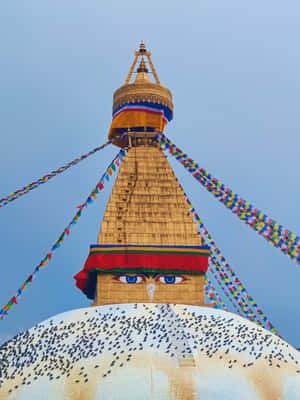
[210, 257, 264, 327]
[0, 149, 126, 321]
[157, 133, 299, 254]
[179, 181, 266, 328]
[157, 134, 300, 264]
[175, 178, 280, 336]
[204, 276, 228, 311]
[0, 133, 128, 209]
[208, 264, 243, 317]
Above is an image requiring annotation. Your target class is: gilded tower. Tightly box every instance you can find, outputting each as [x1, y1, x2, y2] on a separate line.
[74, 42, 210, 306]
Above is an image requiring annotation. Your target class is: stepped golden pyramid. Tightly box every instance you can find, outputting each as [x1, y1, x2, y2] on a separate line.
[93, 145, 208, 306]
[0, 42, 299, 400]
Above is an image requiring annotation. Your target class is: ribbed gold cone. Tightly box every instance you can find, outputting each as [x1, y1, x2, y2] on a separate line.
[98, 145, 204, 247]
[93, 141, 208, 307]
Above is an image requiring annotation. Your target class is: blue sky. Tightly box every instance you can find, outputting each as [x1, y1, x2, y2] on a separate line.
[0, 1, 299, 346]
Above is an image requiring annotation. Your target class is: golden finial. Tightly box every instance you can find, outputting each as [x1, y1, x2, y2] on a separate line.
[125, 42, 161, 85]
[109, 43, 174, 146]
[114, 42, 173, 114]
[136, 57, 149, 73]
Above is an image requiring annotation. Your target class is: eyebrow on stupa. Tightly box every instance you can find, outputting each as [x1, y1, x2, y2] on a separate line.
[114, 273, 158, 279]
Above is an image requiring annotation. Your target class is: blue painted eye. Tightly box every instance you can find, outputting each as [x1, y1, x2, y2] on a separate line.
[126, 276, 138, 284]
[158, 276, 185, 284]
[164, 276, 176, 284]
[118, 275, 143, 284]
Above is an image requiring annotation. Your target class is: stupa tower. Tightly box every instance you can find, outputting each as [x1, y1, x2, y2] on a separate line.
[75, 42, 211, 306]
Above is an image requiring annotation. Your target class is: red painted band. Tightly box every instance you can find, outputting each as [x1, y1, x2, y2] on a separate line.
[74, 252, 209, 295]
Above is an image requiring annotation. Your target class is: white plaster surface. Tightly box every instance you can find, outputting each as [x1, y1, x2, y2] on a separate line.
[0, 304, 299, 399]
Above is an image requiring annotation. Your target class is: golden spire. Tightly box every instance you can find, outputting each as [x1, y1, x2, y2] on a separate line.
[134, 57, 150, 83]
[109, 42, 174, 146]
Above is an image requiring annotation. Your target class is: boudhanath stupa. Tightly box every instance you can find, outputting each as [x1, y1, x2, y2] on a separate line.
[0, 42, 299, 400]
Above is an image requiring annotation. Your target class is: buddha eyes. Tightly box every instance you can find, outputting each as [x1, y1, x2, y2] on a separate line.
[158, 276, 186, 284]
[116, 275, 144, 284]
[115, 275, 186, 284]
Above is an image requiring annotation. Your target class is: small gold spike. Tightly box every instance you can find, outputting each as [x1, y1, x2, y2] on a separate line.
[136, 57, 149, 73]
[139, 40, 147, 53]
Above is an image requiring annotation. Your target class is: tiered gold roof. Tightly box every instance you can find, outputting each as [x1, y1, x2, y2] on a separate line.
[95, 140, 207, 306]
[98, 142, 206, 247]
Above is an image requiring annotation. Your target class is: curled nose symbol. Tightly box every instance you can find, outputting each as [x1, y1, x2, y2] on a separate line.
[147, 283, 156, 301]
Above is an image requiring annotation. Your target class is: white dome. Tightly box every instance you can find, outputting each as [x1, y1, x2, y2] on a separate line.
[0, 304, 299, 399]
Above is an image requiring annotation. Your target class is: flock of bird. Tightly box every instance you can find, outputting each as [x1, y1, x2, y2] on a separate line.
[0, 303, 299, 398]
